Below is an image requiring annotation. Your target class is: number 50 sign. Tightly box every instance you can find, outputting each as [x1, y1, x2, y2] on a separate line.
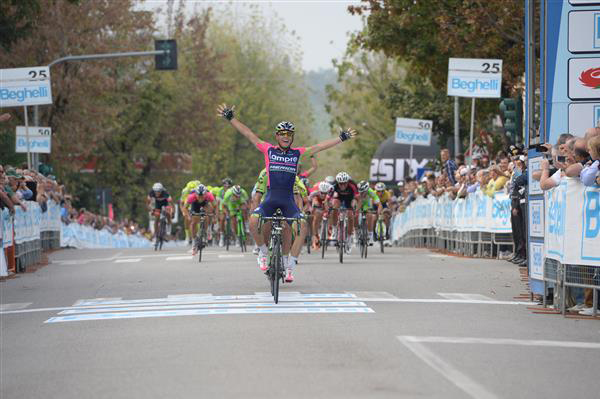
[447, 58, 502, 98]
[0, 66, 53, 107]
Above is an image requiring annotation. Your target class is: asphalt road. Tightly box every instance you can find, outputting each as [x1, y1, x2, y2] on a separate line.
[1, 244, 599, 399]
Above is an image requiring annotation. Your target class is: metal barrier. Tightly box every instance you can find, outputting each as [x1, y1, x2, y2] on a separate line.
[397, 227, 512, 260]
[542, 258, 599, 316]
[14, 239, 42, 273]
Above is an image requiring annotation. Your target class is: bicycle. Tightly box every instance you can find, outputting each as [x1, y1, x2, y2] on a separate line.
[260, 209, 299, 304]
[154, 208, 168, 251]
[192, 209, 207, 262]
[232, 209, 247, 253]
[336, 207, 350, 264]
[320, 212, 329, 259]
[304, 212, 312, 254]
[224, 214, 233, 251]
[375, 217, 385, 253]
[357, 210, 369, 259]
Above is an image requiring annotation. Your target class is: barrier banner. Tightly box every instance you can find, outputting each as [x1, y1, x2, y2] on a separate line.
[545, 178, 600, 267]
[1, 208, 13, 248]
[59, 223, 151, 249]
[13, 201, 41, 244]
[391, 190, 512, 240]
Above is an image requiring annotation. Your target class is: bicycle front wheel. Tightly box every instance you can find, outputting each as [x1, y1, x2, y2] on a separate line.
[338, 220, 344, 264]
[321, 219, 328, 259]
[198, 220, 205, 263]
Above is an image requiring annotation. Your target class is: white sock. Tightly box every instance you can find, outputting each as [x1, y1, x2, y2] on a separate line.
[288, 256, 297, 270]
[259, 244, 268, 256]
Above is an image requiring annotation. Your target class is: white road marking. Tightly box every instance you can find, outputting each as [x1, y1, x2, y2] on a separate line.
[45, 307, 375, 323]
[168, 294, 213, 298]
[399, 336, 600, 350]
[165, 256, 193, 261]
[255, 291, 300, 296]
[52, 252, 209, 264]
[0, 302, 32, 311]
[397, 337, 499, 399]
[114, 258, 141, 263]
[58, 301, 368, 315]
[73, 298, 122, 306]
[437, 293, 494, 301]
[218, 254, 245, 258]
[0, 295, 534, 315]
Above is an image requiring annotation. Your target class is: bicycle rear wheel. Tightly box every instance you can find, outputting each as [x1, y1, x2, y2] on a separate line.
[198, 220, 205, 262]
[159, 219, 166, 250]
[321, 219, 328, 259]
[338, 219, 344, 264]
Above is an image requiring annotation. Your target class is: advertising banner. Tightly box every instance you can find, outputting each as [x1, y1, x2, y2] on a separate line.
[447, 58, 502, 98]
[0, 66, 52, 107]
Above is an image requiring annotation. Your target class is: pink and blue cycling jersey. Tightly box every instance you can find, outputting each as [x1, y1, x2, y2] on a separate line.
[256, 141, 309, 192]
[254, 141, 311, 218]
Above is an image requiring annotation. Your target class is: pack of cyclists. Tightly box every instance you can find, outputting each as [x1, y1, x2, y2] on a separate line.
[145, 102, 396, 284]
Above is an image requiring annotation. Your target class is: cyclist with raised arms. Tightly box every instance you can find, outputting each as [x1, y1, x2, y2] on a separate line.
[217, 103, 357, 282]
[186, 184, 215, 255]
[146, 182, 173, 240]
[327, 172, 359, 247]
[357, 180, 383, 245]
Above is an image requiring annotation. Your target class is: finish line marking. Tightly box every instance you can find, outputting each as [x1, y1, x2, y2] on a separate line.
[114, 258, 141, 263]
[437, 293, 494, 301]
[46, 307, 375, 323]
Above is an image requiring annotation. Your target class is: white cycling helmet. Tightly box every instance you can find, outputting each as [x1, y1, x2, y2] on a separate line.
[275, 121, 295, 133]
[152, 182, 164, 192]
[194, 184, 207, 195]
[335, 172, 350, 183]
[325, 175, 335, 185]
[318, 182, 331, 194]
[374, 182, 386, 191]
[357, 180, 369, 193]
[232, 185, 242, 196]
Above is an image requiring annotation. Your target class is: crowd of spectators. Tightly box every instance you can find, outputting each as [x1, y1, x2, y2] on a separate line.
[383, 146, 530, 268]
[0, 162, 151, 239]
[531, 126, 600, 316]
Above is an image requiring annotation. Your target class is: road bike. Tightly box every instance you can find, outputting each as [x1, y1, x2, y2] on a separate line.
[336, 207, 350, 264]
[260, 209, 299, 304]
[375, 217, 385, 253]
[192, 209, 207, 262]
[154, 208, 168, 251]
[357, 210, 369, 259]
[224, 214, 233, 251]
[232, 209, 247, 253]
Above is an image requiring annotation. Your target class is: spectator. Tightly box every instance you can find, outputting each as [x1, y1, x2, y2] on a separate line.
[4, 168, 27, 211]
[480, 154, 490, 169]
[581, 136, 600, 186]
[483, 166, 508, 197]
[441, 148, 458, 185]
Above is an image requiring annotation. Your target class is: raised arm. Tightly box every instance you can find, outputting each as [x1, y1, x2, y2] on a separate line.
[308, 128, 358, 155]
[217, 104, 261, 146]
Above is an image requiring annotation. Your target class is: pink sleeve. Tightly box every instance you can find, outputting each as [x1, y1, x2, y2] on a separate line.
[255, 141, 273, 154]
[206, 192, 215, 202]
[186, 193, 196, 204]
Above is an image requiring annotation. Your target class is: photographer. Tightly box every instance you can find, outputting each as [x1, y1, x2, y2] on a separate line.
[507, 148, 528, 267]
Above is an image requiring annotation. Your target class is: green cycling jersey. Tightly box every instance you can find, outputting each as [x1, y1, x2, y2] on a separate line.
[359, 188, 380, 211]
[223, 187, 249, 211]
[255, 168, 307, 197]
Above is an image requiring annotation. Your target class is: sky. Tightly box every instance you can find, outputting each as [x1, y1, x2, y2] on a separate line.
[139, 0, 364, 72]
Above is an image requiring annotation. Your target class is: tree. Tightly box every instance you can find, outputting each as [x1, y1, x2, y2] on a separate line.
[348, 0, 529, 94]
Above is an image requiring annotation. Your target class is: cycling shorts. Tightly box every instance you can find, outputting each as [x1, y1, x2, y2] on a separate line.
[191, 200, 209, 214]
[252, 188, 303, 219]
[334, 193, 354, 209]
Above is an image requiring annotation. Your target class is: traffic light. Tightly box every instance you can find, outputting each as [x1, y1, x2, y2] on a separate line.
[155, 39, 177, 70]
[499, 97, 523, 144]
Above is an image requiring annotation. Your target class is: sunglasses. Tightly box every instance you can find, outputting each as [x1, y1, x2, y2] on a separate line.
[276, 131, 294, 138]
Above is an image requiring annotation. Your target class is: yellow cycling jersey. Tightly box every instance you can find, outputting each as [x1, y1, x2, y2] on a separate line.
[376, 189, 393, 204]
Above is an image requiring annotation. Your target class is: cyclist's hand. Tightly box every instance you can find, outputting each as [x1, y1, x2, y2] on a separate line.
[217, 103, 235, 121]
[339, 127, 358, 141]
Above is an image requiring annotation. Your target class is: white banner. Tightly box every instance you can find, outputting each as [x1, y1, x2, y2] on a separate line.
[60, 223, 151, 249]
[391, 190, 512, 239]
[545, 178, 600, 266]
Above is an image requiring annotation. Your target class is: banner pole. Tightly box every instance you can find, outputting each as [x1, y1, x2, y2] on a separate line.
[469, 98, 476, 166]
[23, 106, 31, 169]
[454, 97, 460, 157]
[409, 144, 414, 178]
